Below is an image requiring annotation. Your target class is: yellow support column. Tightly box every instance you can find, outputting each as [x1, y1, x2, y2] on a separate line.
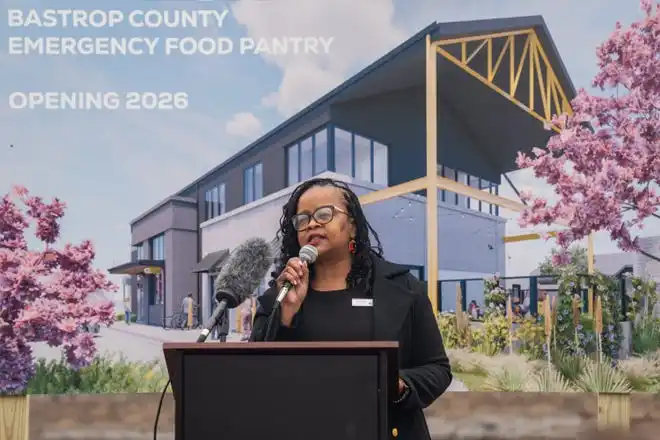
[187, 300, 193, 329]
[587, 233, 595, 315]
[426, 35, 439, 316]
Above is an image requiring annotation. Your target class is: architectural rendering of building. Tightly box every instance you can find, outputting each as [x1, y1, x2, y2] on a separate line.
[109, 16, 576, 328]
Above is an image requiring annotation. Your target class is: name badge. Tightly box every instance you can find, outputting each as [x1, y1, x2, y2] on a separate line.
[352, 298, 373, 307]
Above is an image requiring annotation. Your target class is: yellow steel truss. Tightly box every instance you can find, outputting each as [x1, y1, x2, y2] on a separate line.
[503, 231, 558, 243]
[357, 30, 585, 316]
[434, 176, 570, 226]
[435, 29, 573, 131]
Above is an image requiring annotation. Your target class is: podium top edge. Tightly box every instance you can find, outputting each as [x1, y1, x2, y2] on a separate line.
[163, 341, 399, 351]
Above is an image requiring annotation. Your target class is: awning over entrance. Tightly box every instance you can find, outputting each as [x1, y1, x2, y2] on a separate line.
[108, 260, 164, 276]
[192, 249, 229, 273]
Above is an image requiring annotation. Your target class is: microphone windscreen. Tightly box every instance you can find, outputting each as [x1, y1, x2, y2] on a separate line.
[299, 244, 318, 264]
[214, 237, 274, 307]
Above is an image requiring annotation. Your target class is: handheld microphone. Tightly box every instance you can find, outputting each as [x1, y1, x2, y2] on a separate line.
[196, 237, 273, 343]
[274, 244, 318, 305]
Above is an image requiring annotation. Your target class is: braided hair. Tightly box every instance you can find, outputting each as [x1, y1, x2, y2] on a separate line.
[270, 178, 383, 294]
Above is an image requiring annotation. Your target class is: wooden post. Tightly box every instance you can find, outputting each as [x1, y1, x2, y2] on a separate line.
[544, 298, 552, 365]
[187, 299, 193, 329]
[551, 295, 558, 349]
[425, 34, 439, 316]
[455, 284, 463, 316]
[595, 294, 603, 363]
[598, 393, 631, 431]
[0, 395, 29, 440]
[454, 284, 461, 330]
[506, 295, 514, 354]
[588, 233, 595, 316]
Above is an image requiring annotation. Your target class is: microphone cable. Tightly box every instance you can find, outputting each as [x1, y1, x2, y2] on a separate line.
[153, 379, 171, 440]
[264, 301, 281, 341]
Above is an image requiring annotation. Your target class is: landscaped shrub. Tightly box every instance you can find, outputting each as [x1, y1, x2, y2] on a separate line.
[551, 348, 588, 382]
[526, 367, 575, 392]
[473, 315, 510, 355]
[27, 354, 169, 395]
[472, 275, 511, 355]
[574, 360, 632, 393]
[631, 318, 660, 355]
[437, 312, 471, 349]
[483, 275, 506, 318]
[553, 268, 622, 360]
[627, 276, 658, 323]
[516, 317, 546, 359]
[593, 273, 623, 360]
[618, 351, 660, 392]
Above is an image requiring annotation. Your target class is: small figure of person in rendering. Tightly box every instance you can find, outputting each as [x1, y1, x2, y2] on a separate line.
[181, 292, 195, 329]
[251, 178, 452, 440]
[124, 296, 132, 325]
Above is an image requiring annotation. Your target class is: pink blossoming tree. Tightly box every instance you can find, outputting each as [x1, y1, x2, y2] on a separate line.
[516, 0, 660, 265]
[0, 186, 116, 394]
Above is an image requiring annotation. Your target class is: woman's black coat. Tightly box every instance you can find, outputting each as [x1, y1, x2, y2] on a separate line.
[251, 256, 453, 440]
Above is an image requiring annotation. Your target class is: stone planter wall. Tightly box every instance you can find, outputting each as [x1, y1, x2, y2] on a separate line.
[21, 392, 660, 440]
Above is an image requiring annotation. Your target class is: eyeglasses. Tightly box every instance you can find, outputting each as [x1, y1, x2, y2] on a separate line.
[291, 205, 348, 231]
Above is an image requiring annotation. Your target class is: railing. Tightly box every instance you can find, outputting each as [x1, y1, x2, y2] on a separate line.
[437, 273, 631, 320]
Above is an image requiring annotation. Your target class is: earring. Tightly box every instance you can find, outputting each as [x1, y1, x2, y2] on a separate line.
[348, 239, 357, 254]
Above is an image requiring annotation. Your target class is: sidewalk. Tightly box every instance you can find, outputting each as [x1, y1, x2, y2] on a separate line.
[109, 322, 244, 342]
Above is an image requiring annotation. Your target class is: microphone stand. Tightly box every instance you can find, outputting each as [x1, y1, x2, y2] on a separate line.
[196, 299, 229, 343]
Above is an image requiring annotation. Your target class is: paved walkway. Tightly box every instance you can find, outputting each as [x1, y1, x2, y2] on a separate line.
[30, 323, 242, 364]
[30, 323, 469, 390]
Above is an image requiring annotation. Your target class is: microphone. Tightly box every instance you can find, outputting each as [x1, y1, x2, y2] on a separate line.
[196, 237, 273, 343]
[274, 244, 318, 305]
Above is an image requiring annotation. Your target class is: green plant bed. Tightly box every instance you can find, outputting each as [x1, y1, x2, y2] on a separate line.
[447, 347, 660, 393]
[27, 355, 169, 395]
[114, 312, 138, 323]
[454, 371, 487, 391]
[632, 318, 660, 355]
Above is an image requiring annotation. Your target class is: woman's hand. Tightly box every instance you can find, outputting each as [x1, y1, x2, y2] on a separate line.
[275, 257, 309, 326]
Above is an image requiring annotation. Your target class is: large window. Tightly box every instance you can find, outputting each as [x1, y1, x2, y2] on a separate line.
[150, 234, 165, 260]
[334, 128, 353, 177]
[204, 183, 226, 221]
[332, 127, 389, 186]
[442, 166, 457, 204]
[133, 243, 147, 260]
[457, 171, 469, 208]
[286, 128, 328, 185]
[354, 134, 371, 182]
[373, 141, 388, 186]
[244, 162, 263, 203]
[438, 164, 500, 216]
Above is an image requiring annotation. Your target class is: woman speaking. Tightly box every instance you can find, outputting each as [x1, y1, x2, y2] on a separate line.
[251, 177, 452, 440]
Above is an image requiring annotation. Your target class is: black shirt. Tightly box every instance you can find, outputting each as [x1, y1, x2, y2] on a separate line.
[283, 287, 374, 341]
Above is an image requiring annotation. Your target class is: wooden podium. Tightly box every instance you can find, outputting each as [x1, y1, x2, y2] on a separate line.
[163, 341, 399, 440]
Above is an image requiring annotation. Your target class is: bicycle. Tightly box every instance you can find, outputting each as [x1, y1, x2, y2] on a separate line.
[163, 312, 200, 330]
